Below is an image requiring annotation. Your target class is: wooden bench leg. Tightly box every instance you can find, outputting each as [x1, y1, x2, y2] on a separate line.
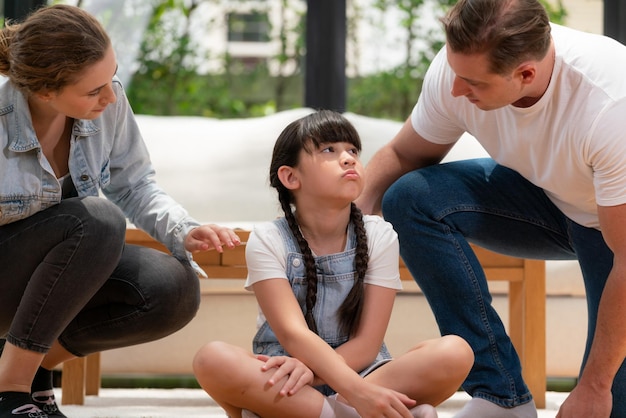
[85, 353, 101, 396]
[509, 259, 546, 409]
[61, 357, 85, 405]
[61, 353, 101, 405]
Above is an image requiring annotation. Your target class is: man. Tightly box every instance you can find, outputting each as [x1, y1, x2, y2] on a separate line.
[356, 0, 626, 417]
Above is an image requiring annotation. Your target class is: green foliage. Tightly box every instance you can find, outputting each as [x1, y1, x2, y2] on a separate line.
[348, 68, 423, 120]
[541, 0, 568, 24]
[128, 61, 303, 118]
[126, 0, 304, 118]
[125, 0, 569, 121]
[347, 0, 568, 120]
[346, 0, 452, 120]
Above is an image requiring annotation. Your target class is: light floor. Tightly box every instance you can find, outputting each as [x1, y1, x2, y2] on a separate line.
[58, 388, 569, 418]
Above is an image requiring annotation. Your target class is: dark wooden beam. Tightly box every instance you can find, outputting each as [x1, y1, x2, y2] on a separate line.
[604, 0, 626, 45]
[304, 0, 346, 112]
[3, 0, 46, 23]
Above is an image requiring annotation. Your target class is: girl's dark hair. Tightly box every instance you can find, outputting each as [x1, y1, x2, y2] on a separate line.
[269, 110, 368, 336]
[0, 4, 111, 94]
[441, 0, 551, 75]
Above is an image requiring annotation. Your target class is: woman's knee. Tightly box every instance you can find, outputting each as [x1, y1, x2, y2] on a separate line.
[80, 197, 126, 238]
[62, 197, 126, 246]
[149, 259, 200, 330]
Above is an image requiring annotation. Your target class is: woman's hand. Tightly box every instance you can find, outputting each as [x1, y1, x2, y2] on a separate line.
[256, 355, 314, 396]
[184, 224, 241, 253]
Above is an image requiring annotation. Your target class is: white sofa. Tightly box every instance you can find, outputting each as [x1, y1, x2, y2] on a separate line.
[136, 108, 585, 299]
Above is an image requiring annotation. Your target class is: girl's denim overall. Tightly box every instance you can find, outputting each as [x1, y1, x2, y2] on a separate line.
[252, 217, 392, 395]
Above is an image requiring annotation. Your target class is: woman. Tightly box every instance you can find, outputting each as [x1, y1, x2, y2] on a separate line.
[0, 5, 240, 418]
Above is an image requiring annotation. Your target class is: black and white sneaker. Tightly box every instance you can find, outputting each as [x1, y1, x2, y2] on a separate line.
[0, 392, 47, 418]
[30, 390, 65, 418]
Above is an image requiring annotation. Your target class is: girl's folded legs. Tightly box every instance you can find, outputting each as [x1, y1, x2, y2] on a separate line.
[325, 395, 438, 418]
[241, 396, 439, 418]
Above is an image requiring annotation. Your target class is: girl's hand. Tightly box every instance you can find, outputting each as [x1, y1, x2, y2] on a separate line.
[257, 355, 314, 396]
[342, 382, 417, 418]
[184, 224, 241, 253]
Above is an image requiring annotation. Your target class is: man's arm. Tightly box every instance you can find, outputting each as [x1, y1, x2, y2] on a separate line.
[557, 203, 626, 417]
[356, 117, 453, 215]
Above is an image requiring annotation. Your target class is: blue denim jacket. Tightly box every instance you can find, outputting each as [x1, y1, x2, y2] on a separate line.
[0, 78, 200, 261]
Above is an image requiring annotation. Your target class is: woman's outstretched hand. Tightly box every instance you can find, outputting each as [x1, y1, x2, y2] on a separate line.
[184, 224, 241, 253]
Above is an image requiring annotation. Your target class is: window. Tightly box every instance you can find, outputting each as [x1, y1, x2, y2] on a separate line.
[227, 12, 270, 42]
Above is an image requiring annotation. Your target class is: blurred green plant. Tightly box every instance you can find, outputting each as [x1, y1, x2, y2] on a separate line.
[124, 0, 567, 120]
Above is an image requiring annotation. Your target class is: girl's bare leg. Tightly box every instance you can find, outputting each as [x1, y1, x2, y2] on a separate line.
[363, 335, 474, 406]
[193, 341, 326, 418]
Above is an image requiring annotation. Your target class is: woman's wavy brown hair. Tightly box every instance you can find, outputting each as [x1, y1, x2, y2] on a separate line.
[0, 4, 110, 95]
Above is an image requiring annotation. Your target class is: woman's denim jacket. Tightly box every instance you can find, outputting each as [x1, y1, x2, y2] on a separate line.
[0, 78, 200, 262]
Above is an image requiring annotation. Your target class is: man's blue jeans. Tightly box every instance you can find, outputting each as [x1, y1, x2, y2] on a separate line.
[382, 158, 625, 414]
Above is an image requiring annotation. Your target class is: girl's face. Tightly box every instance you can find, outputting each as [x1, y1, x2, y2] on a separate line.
[293, 141, 364, 205]
[41, 45, 118, 120]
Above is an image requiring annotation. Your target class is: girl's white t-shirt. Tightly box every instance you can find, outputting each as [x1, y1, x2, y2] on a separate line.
[245, 215, 402, 330]
[411, 24, 626, 229]
[245, 214, 402, 290]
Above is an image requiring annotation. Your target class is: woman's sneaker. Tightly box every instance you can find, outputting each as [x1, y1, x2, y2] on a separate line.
[30, 390, 65, 418]
[0, 391, 47, 418]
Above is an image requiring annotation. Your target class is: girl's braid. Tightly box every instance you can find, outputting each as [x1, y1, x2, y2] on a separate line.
[278, 188, 319, 334]
[337, 202, 368, 336]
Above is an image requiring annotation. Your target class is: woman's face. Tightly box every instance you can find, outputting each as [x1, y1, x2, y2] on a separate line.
[43, 45, 118, 120]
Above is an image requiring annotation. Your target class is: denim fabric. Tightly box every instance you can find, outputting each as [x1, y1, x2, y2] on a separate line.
[0, 79, 199, 260]
[0, 197, 200, 356]
[252, 217, 391, 395]
[382, 158, 626, 414]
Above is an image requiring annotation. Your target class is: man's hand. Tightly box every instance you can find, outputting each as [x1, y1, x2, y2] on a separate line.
[556, 382, 612, 418]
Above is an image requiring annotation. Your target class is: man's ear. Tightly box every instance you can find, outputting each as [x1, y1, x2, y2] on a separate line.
[277, 166, 300, 190]
[516, 63, 536, 85]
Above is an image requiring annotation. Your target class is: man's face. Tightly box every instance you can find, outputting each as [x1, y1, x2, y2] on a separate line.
[446, 45, 526, 111]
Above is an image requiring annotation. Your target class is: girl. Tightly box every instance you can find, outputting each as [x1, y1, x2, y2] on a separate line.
[0, 5, 239, 418]
[193, 110, 473, 418]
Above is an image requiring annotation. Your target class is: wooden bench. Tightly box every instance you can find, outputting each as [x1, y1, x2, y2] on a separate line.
[62, 228, 546, 408]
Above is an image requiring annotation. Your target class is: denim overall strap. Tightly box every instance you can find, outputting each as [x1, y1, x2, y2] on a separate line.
[252, 217, 391, 368]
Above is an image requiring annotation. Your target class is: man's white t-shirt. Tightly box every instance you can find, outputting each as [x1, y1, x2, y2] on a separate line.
[412, 24, 626, 229]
